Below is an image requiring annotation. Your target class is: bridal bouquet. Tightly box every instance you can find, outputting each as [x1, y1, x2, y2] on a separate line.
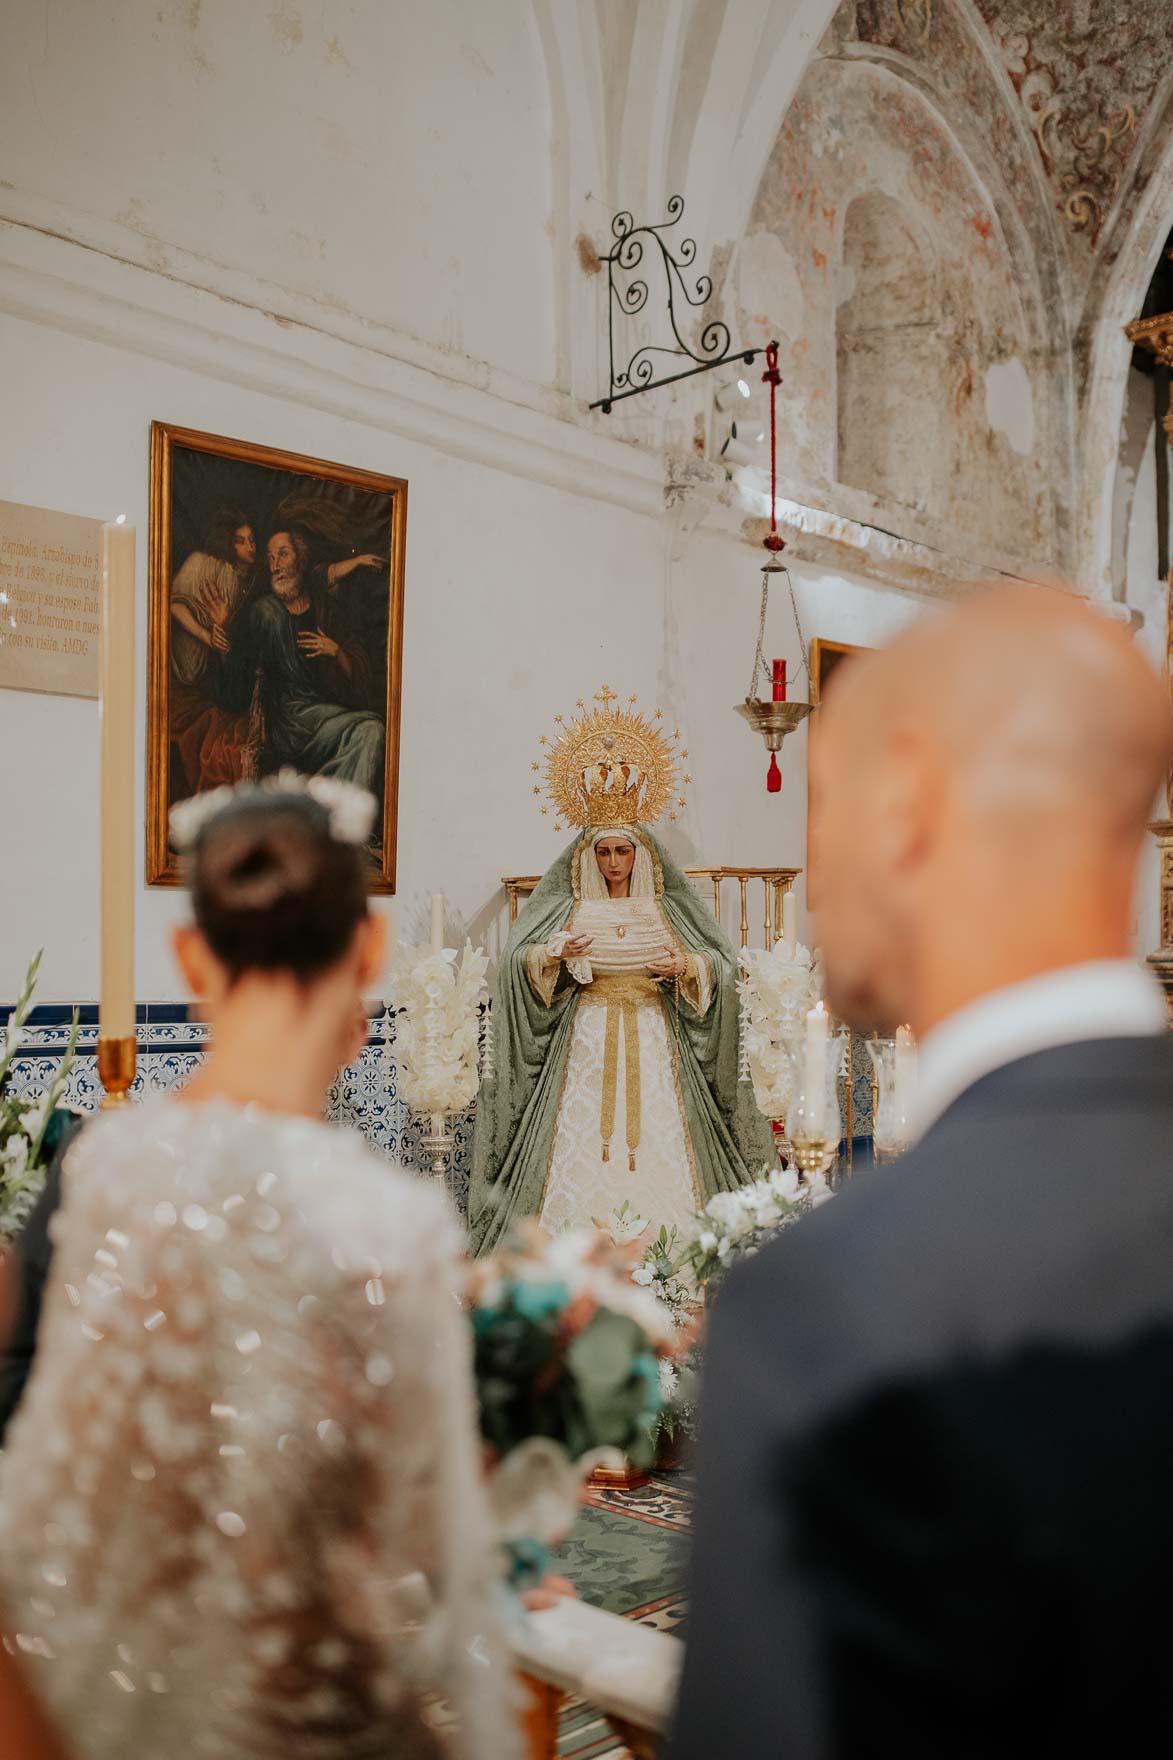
[737, 941, 820, 1118]
[0, 952, 80, 1242]
[467, 1225, 682, 1589]
[389, 941, 490, 1114]
[468, 1223, 679, 1466]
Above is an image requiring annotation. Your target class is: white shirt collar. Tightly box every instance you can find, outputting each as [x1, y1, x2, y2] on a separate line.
[913, 959, 1168, 1139]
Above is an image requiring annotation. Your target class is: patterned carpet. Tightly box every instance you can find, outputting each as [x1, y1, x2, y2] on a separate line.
[550, 1471, 691, 1758]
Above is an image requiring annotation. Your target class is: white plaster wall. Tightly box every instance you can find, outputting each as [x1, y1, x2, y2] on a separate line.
[0, 306, 660, 998]
[0, 0, 937, 1003]
[0, 291, 928, 1001]
[0, 0, 556, 391]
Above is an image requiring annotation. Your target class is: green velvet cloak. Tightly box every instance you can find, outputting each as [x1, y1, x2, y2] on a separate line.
[467, 826, 776, 1255]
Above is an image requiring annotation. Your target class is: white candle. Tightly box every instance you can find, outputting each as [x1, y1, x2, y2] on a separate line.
[430, 893, 445, 955]
[802, 1000, 830, 1138]
[99, 522, 136, 1041]
[894, 1024, 916, 1137]
[782, 889, 797, 959]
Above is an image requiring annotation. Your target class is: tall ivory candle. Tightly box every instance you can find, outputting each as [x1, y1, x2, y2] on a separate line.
[782, 889, 797, 959]
[99, 521, 136, 1041]
[802, 1000, 830, 1137]
[430, 893, 445, 956]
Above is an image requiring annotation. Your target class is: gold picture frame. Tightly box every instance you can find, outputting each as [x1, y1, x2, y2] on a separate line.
[807, 638, 871, 907]
[810, 637, 868, 705]
[147, 422, 407, 891]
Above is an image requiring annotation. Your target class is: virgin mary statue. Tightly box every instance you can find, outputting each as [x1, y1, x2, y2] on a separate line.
[469, 691, 774, 1255]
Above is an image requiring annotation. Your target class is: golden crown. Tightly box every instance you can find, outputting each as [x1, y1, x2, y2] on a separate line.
[533, 685, 691, 832]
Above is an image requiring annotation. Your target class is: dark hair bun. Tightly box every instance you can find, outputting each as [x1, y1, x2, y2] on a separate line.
[190, 796, 369, 982]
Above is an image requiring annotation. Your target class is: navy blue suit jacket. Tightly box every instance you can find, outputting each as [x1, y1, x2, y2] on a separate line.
[669, 1036, 1173, 1758]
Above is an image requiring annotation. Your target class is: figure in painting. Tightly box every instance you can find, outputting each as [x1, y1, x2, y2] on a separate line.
[469, 691, 774, 1254]
[169, 506, 259, 794]
[241, 528, 387, 800]
[154, 426, 405, 887]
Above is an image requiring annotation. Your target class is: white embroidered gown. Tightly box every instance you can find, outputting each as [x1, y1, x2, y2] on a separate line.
[532, 894, 710, 1240]
[0, 1100, 517, 1760]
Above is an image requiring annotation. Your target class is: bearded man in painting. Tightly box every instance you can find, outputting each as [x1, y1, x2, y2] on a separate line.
[243, 528, 386, 804]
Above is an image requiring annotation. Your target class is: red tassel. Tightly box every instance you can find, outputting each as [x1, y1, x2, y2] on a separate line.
[767, 752, 782, 793]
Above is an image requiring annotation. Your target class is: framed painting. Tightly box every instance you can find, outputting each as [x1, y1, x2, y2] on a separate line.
[147, 422, 407, 891]
[810, 637, 868, 706]
[807, 638, 871, 907]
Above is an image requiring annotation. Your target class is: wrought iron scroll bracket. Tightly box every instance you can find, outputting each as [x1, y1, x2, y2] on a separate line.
[589, 196, 767, 412]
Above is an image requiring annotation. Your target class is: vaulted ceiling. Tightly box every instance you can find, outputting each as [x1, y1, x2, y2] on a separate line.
[971, 0, 1171, 258]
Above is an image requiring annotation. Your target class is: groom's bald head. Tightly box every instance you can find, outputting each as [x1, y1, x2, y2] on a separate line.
[810, 585, 1170, 1035]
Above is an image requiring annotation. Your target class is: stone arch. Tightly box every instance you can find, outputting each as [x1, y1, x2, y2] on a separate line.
[835, 190, 945, 511]
[1076, 94, 1173, 598]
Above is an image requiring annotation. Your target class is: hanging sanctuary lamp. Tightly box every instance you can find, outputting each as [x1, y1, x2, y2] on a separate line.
[582, 198, 809, 795]
[733, 341, 811, 792]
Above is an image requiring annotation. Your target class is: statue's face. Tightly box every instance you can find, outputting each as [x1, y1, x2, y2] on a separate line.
[595, 836, 636, 890]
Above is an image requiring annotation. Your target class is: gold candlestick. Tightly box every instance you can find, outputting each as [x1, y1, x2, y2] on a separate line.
[98, 1034, 137, 1109]
[789, 1135, 838, 1178]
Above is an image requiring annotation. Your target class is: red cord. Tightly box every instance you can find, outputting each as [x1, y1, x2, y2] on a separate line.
[762, 340, 785, 555]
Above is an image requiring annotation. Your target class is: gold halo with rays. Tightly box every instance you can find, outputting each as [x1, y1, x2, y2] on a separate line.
[538, 684, 687, 832]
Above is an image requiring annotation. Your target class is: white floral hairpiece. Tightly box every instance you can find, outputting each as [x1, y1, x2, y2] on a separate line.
[169, 770, 377, 852]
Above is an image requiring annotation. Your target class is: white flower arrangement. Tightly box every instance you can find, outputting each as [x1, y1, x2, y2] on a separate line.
[389, 941, 490, 1116]
[169, 770, 376, 851]
[683, 1162, 831, 1289]
[595, 1202, 695, 1325]
[0, 952, 80, 1241]
[618, 1168, 833, 1448]
[737, 941, 821, 1118]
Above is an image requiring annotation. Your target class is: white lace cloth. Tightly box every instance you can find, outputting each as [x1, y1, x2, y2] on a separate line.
[536, 898, 705, 1239]
[0, 1100, 517, 1760]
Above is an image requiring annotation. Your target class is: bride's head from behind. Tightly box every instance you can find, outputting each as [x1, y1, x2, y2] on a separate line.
[170, 778, 387, 1109]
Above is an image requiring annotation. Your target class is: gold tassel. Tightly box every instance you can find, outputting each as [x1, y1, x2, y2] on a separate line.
[601, 994, 621, 1166]
[623, 997, 641, 1172]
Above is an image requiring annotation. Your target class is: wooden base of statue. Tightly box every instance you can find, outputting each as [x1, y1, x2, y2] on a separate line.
[590, 1456, 650, 1492]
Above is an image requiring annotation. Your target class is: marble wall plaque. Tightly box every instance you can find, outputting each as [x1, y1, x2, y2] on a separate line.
[0, 498, 102, 699]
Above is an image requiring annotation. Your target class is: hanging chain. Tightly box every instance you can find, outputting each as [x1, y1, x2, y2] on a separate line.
[748, 566, 810, 698]
[786, 567, 811, 689]
[748, 568, 771, 701]
[746, 339, 810, 699]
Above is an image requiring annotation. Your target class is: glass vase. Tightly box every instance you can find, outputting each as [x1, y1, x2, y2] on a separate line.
[866, 1034, 916, 1164]
[782, 1025, 848, 1178]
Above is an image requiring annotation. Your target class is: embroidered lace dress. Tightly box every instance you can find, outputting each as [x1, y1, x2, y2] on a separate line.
[0, 1100, 517, 1760]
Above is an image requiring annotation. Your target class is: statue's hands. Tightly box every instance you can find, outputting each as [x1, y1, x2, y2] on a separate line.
[558, 935, 594, 962]
[648, 945, 688, 982]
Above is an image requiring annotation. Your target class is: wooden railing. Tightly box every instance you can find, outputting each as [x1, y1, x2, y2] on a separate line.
[502, 865, 801, 950]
